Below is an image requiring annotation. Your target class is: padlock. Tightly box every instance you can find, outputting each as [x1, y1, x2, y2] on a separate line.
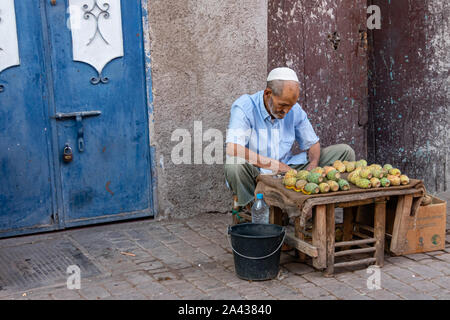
[63, 143, 73, 163]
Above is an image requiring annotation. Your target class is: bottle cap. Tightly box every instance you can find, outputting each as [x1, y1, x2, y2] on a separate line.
[256, 193, 263, 200]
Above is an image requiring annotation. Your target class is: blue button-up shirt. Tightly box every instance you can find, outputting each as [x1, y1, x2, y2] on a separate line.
[226, 90, 319, 173]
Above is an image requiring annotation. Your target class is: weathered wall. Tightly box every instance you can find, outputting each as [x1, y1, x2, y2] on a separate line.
[148, 0, 268, 218]
[268, 0, 369, 159]
[368, 0, 450, 193]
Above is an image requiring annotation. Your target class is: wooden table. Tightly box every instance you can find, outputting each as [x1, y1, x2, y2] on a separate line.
[254, 177, 424, 275]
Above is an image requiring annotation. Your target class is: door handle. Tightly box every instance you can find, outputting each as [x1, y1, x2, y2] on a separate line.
[52, 111, 101, 152]
[52, 111, 101, 120]
[51, 0, 56, 6]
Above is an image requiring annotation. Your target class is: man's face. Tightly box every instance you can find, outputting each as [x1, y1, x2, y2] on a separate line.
[265, 81, 300, 119]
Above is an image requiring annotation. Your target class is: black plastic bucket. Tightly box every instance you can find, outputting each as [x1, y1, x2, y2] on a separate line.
[228, 223, 286, 281]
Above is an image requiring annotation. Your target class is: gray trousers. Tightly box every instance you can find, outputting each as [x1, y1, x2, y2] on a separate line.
[224, 144, 356, 207]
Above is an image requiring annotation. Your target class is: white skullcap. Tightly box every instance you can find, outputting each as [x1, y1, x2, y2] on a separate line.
[267, 67, 299, 82]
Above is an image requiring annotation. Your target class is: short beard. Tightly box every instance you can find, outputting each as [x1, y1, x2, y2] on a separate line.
[268, 97, 284, 119]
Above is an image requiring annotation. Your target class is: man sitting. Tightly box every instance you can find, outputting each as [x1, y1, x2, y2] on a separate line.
[225, 67, 355, 212]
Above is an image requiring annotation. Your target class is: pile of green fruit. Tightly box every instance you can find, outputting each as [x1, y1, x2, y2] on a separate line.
[281, 160, 410, 194]
[336, 160, 410, 189]
[282, 166, 350, 195]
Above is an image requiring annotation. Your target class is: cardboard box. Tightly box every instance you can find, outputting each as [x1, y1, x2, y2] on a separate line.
[390, 196, 447, 255]
[354, 195, 447, 255]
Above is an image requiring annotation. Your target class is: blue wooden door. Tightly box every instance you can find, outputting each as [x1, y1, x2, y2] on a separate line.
[45, 0, 154, 227]
[0, 1, 59, 236]
[0, 0, 153, 237]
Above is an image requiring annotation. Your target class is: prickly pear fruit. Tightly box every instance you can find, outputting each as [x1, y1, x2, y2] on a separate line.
[296, 170, 310, 180]
[324, 166, 336, 175]
[337, 164, 347, 173]
[348, 171, 360, 184]
[327, 180, 340, 192]
[360, 168, 373, 179]
[356, 178, 371, 189]
[380, 177, 390, 187]
[285, 169, 298, 179]
[356, 160, 368, 168]
[338, 179, 350, 191]
[333, 162, 346, 173]
[304, 183, 320, 195]
[383, 164, 393, 171]
[283, 177, 297, 188]
[333, 160, 343, 167]
[326, 169, 341, 181]
[371, 168, 384, 179]
[311, 167, 325, 177]
[387, 175, 401, 186]
[348, 171, 356, 182]
[295, 179, 308, 190]
[307, 172, 323, 184]
[345, 161, 356, 172]
[370, 177, 381, 188]
[319, 183, 330, 193]
[389, 168, 401, 176]
[369, 164, 382, 170]
[400, 175, 410, 185]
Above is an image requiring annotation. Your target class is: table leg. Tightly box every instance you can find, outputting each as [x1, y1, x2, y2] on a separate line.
[295, 217, 306, 262]
[390, 195, 413, 255]
[312, 205, 327, 270]
[374, 200, 387, 266]
[342, 207, 356, 251]
[325, 204, 336, 276]
[269, 206, 283, 225]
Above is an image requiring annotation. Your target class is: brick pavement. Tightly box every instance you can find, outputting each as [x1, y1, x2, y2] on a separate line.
[0, 208, 449, 300]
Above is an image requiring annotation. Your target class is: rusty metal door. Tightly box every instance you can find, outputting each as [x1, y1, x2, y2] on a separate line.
[268, 0, 369, 158]
[368, 0, 449, 193]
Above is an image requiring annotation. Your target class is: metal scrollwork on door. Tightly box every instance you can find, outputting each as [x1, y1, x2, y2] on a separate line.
[83, 1, 110, 46]
[69, 0, 124, 85]
[0, 1, 21, 92]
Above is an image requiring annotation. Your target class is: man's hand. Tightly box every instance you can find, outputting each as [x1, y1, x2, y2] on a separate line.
[227, 143, 291, 173]
[269, 160, 292, 173]
[305, 162, 318, 171]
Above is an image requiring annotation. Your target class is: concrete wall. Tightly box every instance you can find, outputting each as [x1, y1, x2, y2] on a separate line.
[368, 0, 450, 194]
[148, 0, 268, 218]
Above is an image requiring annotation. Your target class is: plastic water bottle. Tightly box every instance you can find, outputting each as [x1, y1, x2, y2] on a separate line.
[251, 193, 270, 224]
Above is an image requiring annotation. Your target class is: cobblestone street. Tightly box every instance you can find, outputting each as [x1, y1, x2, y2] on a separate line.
[1, 194, 449, 300]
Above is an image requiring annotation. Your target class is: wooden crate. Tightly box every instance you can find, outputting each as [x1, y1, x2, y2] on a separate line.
[390, 196, 447, 255]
